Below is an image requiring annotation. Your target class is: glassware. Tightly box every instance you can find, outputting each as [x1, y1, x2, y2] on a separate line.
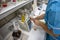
[21, 12, 25, 22]
[11, 0, 17, 4]
[2, 0, 7, 7]
[13, 0, 16, 2]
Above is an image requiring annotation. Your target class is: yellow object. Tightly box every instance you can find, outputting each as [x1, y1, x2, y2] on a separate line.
[21, 13, 25, 22]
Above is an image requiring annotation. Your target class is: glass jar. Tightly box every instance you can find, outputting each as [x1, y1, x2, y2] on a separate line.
[11, 0, 17, 4]
[12, 30, 21, 40]
[13, 0, 16, 2]
[2, 0, 7, 7]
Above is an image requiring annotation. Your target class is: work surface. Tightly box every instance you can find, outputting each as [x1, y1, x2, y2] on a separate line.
[27, 28, 46, 40]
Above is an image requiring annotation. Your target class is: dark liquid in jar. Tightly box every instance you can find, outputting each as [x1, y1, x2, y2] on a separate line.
[12, 30, 21, 38]
[2, 3, 7, 7]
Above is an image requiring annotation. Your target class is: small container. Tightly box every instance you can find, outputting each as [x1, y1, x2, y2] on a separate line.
[13, 0, 16, 2]
[11, 0, 17, 4]
[20, 10, 26, 23]
[21, 11, 26, 22]
[12, 30, 21, 40]
[2, 0, 7, 7]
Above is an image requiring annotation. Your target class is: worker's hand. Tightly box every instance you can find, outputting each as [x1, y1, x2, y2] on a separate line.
[30, 17, 40, 26]
[30, 17, 35, 21]
[33, 20, 41, 26]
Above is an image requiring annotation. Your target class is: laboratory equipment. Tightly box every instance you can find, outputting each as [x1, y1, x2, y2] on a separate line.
[11, 0, 17, 4]
[21, 12, 25, 22]
[12, 21, 22, 40]
[2, 0, 8, 7]
[12, 0, 16, 2]
[16, 9, 32, 31]
[12, 30, 21, 40]
[17, 9, 26, 23]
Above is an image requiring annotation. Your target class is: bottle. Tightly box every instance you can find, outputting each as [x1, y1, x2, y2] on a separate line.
[12, 30, 21, 40]
[21, 13, 25, 22]
[12, 21, 21, 40]
[2, 0, 7, 7]
[21, 10, 25, 22]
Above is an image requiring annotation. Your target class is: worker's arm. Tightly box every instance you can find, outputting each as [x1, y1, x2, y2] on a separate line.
[31, 19, 59, 37]
[35, 14, 45, 20]
[30, 14, 45, 20]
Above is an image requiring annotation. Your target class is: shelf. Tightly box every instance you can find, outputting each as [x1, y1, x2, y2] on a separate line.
[0, 0, 33, 20]
[0, 1, 25, 15]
